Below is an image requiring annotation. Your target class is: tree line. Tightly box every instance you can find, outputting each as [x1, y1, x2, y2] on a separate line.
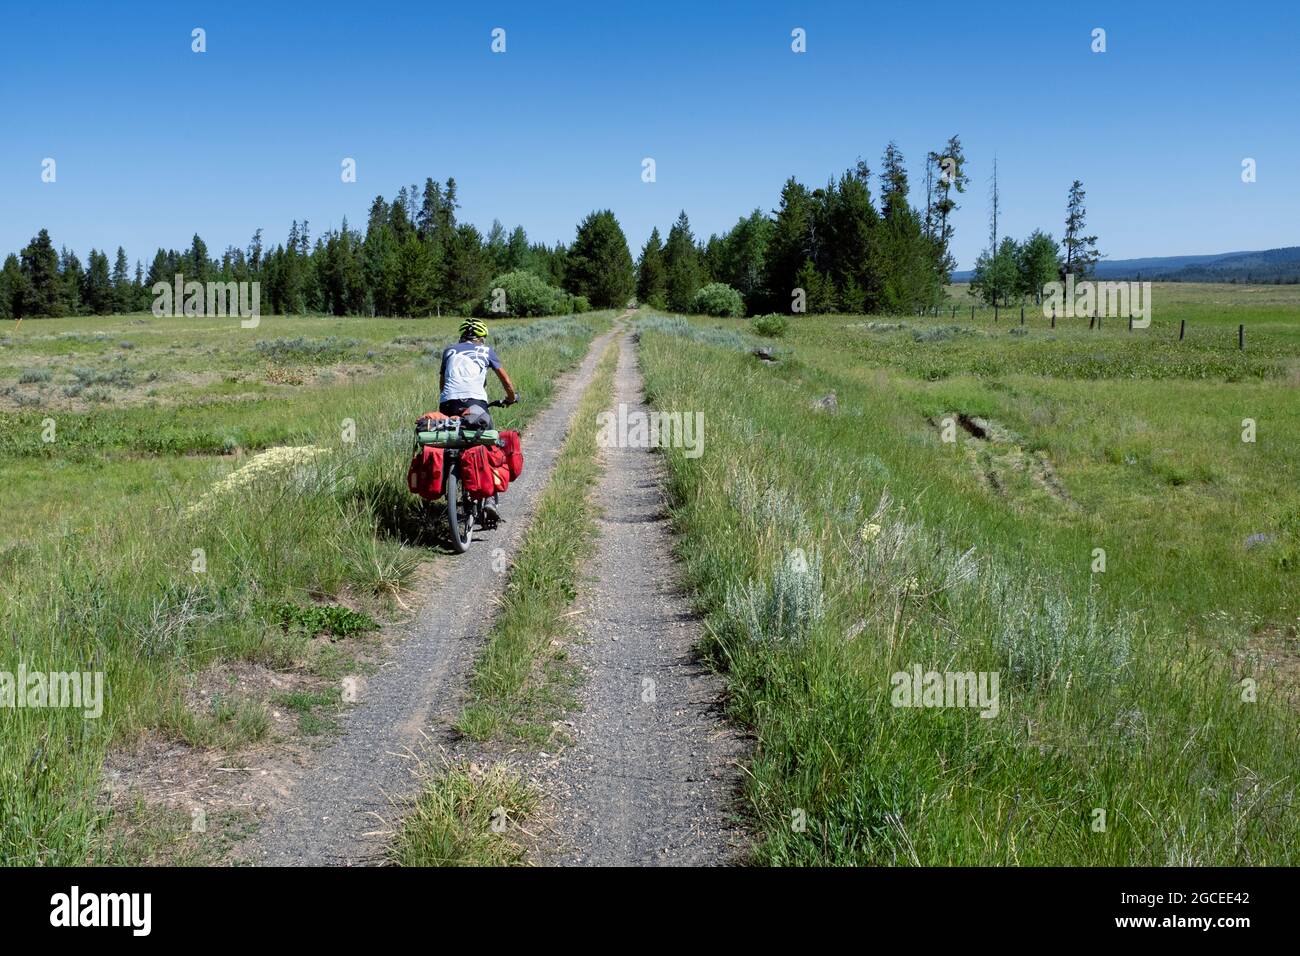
[968, 178, 1102, 306]
[636, 137, 971, 316]
[1, 145, 1101, 321]
[0, 177, 604, 320]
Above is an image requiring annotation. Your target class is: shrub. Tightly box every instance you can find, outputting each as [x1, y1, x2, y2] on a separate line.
[691, 282, 745, 317]
[253, 337, 358, 362]
[480, 271, 570, 318]
[569, 295, 591, 314]
[750, 314, 789, 338]
[264, 600, 377, 639]
[724, 549, 825, 645]
[18, 368, 51, 384]
[635, 314, 751, 350]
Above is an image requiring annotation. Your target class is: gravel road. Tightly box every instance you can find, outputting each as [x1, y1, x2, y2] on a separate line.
[532, 329, 747, 865]
[247, 327, 619, 865]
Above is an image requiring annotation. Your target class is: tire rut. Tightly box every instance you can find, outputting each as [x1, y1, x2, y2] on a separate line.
[533, 329, 747, 866]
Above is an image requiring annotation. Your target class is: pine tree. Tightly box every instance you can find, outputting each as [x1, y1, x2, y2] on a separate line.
[418, 178, 442, 240]
[82, 249, 113, 314]
[112, 246, 132, 313]
[134, 260, 146, 311]
[877, 144, 941, 312]
[188, 234, 211, 281]
[19, 229, 62, 316]
[485, 219, 508, 272]
[443, 223, 490, 314]
[364, 196, 398, 315]
[59, 247, 84, 315]
[636, 227, 668, 308]
[396, 231, 437, 315]
[794, 259, 836, 313]
[2, 254, 25, 320]
[717, 209, 773, 313]
[247, 229, 264, 276]
[661, 211, 701, 313]
[1016, 230, 1061, 302]
[566, 210, 635, 309]
[1062, 180, 1100, 277]
[391, 188, 414, 240]
[763, 178, 815, 313]
[825, 164, 880, 312]
[970, 236, 1020, 306]
[988, 157, 1000, 258]
[929, 135, 967, 282]
[506, 226, 529, 272]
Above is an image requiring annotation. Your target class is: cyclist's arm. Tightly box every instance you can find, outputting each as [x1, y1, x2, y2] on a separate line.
[493, 365, 517, 404]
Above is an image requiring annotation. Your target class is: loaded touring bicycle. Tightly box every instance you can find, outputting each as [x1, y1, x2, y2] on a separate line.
[406, 400, 525, 553]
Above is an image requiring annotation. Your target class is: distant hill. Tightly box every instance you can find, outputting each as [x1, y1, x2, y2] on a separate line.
[953, 246, 1300, 284]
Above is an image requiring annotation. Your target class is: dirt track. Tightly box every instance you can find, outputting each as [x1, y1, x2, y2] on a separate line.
[247, 327, 619, 865]
[530, 329, 746, 865]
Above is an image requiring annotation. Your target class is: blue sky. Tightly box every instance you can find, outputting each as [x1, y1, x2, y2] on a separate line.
[2, 0, 1297, 270]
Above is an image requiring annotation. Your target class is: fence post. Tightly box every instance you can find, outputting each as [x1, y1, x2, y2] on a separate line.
[1239, 324, 1245, 350]
[1020, 306, 1025, 325]
[971, 305, 975, 322]
[1179, 319, 1186, 341]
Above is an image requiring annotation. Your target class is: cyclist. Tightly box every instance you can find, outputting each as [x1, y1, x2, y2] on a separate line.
[439, 318, 517, 520]
[439, 318, 517, 429]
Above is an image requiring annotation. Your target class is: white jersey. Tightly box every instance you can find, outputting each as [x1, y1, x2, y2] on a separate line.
[439, 341, 501, 402]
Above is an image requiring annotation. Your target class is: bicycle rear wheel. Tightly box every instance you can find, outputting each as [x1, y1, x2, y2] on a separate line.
[445, 464, 473, 553]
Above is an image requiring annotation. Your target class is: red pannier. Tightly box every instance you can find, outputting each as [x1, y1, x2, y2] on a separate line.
[459, 445, 497, 500]
[406, 445, 445, 500]
[486, 445, 511, 493]
[500, 430, 524, 480]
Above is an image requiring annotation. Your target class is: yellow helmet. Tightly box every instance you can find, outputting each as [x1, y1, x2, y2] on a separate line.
[459, 318, 489, 339]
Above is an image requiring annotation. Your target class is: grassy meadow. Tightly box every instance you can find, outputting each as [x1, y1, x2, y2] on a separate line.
[0, 309, 611, 865]
[638, 281, 1300, 865]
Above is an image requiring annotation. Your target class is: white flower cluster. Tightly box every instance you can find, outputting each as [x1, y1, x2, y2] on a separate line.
[186, 445, 329, 517]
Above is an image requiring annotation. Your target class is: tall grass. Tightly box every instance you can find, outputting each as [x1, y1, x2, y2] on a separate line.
[638, 322, 1300, 865]
[0, 315, 604, 865]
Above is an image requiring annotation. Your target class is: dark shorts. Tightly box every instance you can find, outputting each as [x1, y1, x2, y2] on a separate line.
[439, 398, 493, 429]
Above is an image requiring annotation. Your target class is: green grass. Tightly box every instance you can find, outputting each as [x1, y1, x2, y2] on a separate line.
[97, 800, 259, 866]
[274, 689, 345, 736]
[637, 284, 1300, 866]
[389, 762, 538, 867]
[455, 338, 620, 743]
[171, 694, 272, 751]
[264, 601, 378, 640]
[0, 310, 610, 866]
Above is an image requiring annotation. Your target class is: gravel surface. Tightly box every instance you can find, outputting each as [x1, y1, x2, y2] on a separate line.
[533, 329, 747, 866]
[247, 327, 619, 865]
